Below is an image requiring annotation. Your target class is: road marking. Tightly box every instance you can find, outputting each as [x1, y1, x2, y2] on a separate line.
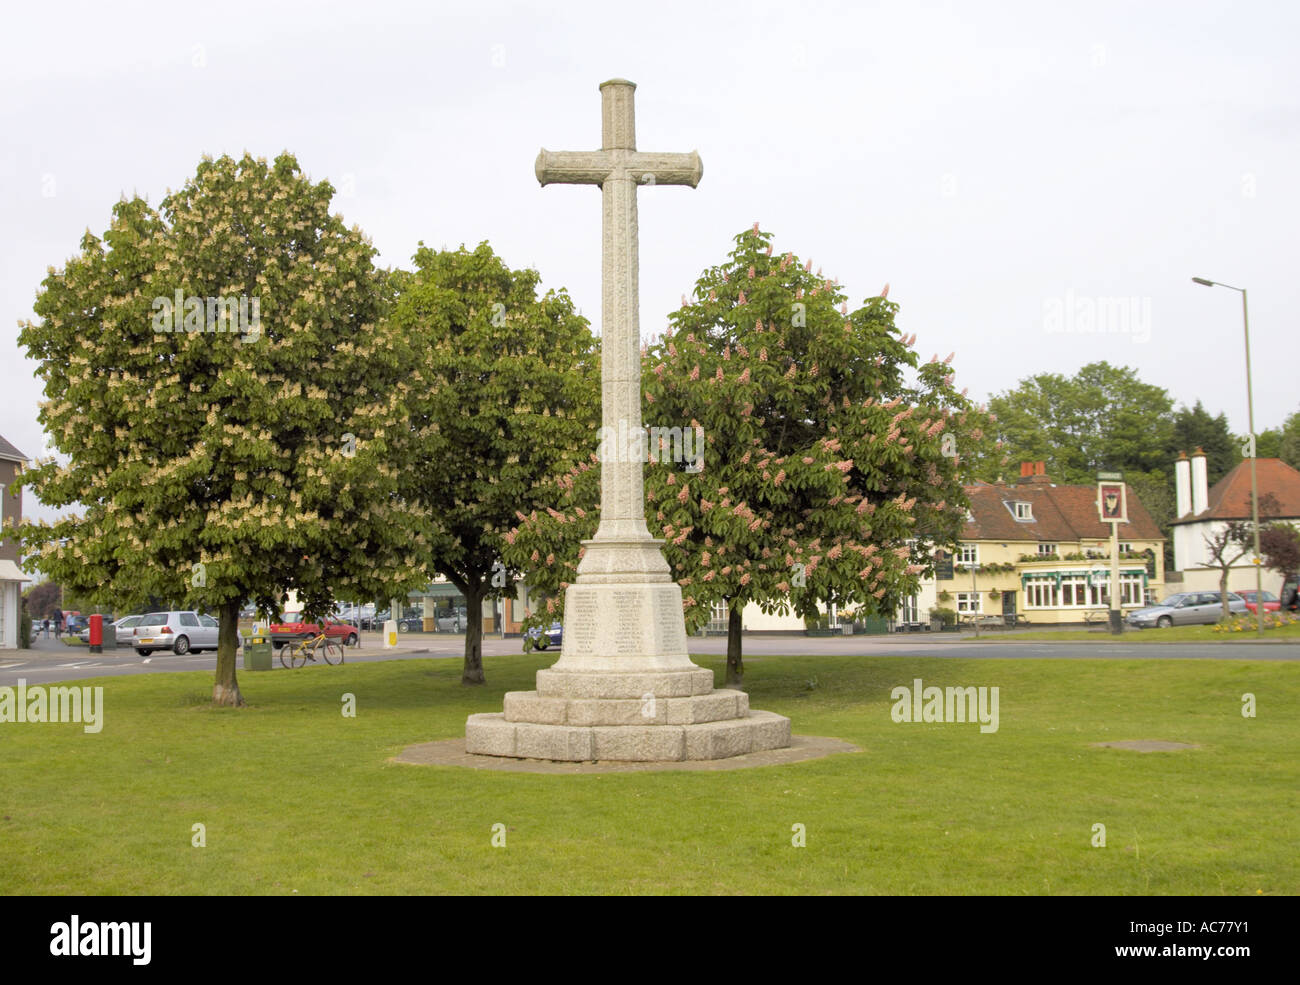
[0, 662, 26, 669]
[58, 661, 90, 668]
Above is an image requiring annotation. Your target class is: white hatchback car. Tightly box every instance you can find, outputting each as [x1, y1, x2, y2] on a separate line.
[133, 611, 224, 656]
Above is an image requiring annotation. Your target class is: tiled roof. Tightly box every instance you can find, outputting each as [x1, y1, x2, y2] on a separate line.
[962, 475, 1163, 542]
[0, 434, 27, 463]
[1171, 457, 1300, 524]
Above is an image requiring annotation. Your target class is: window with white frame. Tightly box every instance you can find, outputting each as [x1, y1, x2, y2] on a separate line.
[957, 544, 978, 565]
[901, 595, 919, 623]
[1032, 574, 1144, 609]
[1013, 501, 1033, 520]
[1024, 578, 1058, 608]
[1119, 542, 1133, 553]
[1038, 543, 1057, 556]
[956, 592, 981, 613]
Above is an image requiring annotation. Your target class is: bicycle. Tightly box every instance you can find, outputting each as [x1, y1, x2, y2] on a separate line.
[279, 631, 344, 669]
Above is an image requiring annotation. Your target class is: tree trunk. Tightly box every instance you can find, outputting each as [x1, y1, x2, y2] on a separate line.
[213, 600, 245, 707]
[462, 581, 486, 685]
[724, 601, 744, 689]
[1220, 569, 1231, 621]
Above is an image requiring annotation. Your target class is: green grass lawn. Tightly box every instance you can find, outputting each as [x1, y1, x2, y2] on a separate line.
[2, 653, 1296, 895]
[996, 622, 1300, 643]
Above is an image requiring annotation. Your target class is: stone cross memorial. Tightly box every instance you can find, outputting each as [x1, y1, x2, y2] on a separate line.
[466, 79, 791, 762]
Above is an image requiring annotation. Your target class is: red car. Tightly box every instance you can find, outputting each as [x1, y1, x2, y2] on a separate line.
[269, 619, 360, 649]
[1237, 590, 1281, 614]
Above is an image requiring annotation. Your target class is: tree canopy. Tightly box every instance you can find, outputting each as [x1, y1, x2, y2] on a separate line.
[503, 225, 989, 684]
[384, 242, 599, 684]
[17, 152, 426, 705]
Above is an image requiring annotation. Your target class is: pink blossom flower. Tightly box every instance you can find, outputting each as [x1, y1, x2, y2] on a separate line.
[738, 367, 751, 383]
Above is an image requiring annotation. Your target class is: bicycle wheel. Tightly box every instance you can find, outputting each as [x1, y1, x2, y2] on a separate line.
[291, 642, 311, 669]
[321, 639, 344, 665]
[280, 643, 296, 670]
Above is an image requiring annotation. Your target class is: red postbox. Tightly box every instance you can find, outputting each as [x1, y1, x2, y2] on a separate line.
[89, 614, 103, 653]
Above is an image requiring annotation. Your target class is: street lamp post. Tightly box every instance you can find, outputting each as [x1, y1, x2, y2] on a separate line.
[1192, 277, 1263, 638]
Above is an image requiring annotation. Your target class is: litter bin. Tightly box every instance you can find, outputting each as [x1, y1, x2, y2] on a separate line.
[243, 633, 273, 671]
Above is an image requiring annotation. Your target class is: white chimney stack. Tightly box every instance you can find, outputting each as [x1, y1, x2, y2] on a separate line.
[1190, 448, 1209, 515]
[1175, 452, 1191, 517]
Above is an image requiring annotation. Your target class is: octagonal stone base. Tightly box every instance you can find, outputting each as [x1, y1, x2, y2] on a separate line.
[466, 709, 792, 763]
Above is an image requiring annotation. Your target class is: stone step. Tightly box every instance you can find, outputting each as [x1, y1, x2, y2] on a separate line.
[535, 667, 715, 699]
[503, 688, 749, 726]
[465, 709, 792, 763]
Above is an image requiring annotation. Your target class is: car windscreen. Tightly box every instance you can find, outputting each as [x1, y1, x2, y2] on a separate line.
[141, 613, 169, 625]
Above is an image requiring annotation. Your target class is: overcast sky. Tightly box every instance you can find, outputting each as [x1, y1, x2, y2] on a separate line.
[3, 0, 1297, 523]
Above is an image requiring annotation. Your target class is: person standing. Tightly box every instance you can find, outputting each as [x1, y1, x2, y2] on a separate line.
[43, 617, 50, 638]
[54, 609, 63, 637]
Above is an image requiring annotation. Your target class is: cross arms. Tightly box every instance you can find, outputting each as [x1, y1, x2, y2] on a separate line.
[535, 149, 703, 188]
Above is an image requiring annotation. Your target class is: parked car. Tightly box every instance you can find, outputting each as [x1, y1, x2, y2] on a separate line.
[1126, 591, 1247, 629]
[1281, 575, 1300, 613]
[133, 611, 223, 655]
[269, 619, 361, 648]
[525, 621, 563, 650]
[78, 614, 145, 645]
[64, 614, 89, 635]
[1236, 589, 1281, 614]
[435, 612, 463, 633]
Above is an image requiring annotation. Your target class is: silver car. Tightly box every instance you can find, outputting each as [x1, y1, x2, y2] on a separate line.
[1126, 591, 1247, 629]
[78, 615, 145, 645]
[133, 611, 223, 655]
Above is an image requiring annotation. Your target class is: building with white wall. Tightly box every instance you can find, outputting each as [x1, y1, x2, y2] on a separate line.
[0, 435, 30, 648]
[1170, 449, 1300, 595]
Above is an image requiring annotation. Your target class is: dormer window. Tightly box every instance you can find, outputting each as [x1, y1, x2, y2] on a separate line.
[1005, 500, 1033, 521]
